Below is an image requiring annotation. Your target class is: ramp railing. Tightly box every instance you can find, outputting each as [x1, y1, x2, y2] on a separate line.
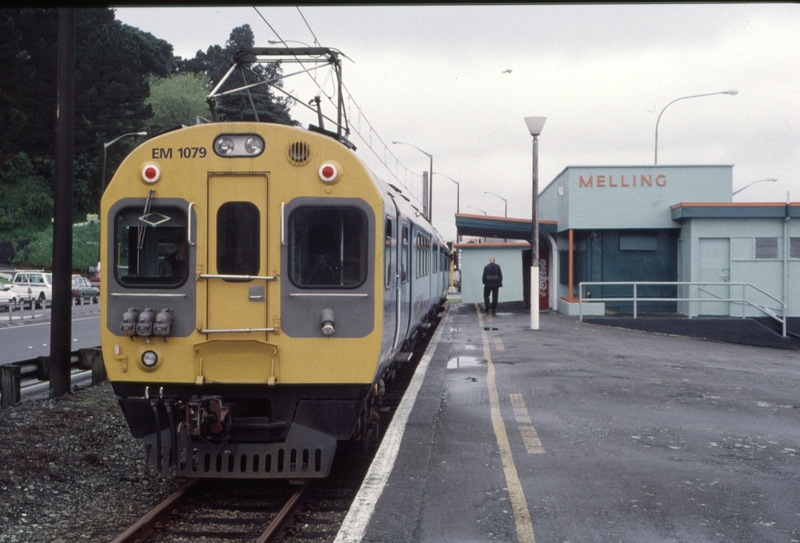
[578, 281, 786, 337]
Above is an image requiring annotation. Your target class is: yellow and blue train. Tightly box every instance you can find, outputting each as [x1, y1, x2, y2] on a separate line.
[100, 117, 449, 478]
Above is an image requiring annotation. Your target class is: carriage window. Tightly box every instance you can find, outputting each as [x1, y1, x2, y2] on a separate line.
[289, 207, 367, 288]
[217, 202, 260, 276]
[115, 206, 188, 287]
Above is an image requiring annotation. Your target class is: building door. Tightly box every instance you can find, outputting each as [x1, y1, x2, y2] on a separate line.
[698, 238, 730, 316]
[206, 174, 269, 339]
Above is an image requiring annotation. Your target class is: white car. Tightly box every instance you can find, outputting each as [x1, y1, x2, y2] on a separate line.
[0, 283, 17, 311]
[10, 270, 53, 309]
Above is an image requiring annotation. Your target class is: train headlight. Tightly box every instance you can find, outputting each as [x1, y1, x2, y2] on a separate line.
[213, 134, 264, 157]
[214, 136, 235, 155]
[244, 136, 263, 155]
[141, 350, 159, 368]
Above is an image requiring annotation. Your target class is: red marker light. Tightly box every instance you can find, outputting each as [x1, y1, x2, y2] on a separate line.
[319, 162, 338, 183]
[142, 164, 161, 183]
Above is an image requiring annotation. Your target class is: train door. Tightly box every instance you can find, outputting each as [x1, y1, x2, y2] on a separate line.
[398, 221, 411, 347]
[206, 174, 269, 338]
[384, 211, 401, 352]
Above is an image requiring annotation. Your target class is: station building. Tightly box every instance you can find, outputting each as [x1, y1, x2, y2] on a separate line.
[455, 164, 799, 325]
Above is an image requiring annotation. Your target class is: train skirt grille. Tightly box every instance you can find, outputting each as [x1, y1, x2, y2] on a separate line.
[145, 427, 337, 479]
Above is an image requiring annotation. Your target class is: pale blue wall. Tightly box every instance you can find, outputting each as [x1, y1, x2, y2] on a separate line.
[457, 244, 527, 305]
[678, 217, 800, 317]
[540, 165, 733, 230]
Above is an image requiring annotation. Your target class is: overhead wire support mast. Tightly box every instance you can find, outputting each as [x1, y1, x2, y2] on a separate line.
[206, 47, 353, 147]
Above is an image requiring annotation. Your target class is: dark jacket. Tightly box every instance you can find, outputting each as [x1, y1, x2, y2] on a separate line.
[482, 262, 503, 289]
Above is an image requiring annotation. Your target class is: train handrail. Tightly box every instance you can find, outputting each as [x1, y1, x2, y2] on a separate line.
[199, 274, 277, 281]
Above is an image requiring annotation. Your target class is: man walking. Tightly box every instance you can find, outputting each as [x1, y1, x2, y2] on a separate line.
[482, 257, 503, 315]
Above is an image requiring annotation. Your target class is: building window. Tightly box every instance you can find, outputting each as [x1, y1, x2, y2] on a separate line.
[790, 238, 800, 259]
[755, 237, 778, 259]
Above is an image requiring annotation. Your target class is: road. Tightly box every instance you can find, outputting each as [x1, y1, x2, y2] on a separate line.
[0, 301, 101, 365]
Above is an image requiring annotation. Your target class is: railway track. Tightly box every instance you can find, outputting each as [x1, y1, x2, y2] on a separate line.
[110, 479, 313, 543]
[105, 312, 441, 543]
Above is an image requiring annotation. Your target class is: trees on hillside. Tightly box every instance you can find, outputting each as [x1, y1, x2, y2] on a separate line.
[0, 11, 297, 267]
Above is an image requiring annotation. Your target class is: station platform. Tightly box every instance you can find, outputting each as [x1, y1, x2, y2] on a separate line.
[334, 301, 800, 543]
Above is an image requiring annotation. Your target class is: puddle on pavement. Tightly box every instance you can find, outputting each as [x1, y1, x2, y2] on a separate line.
[447, 356, 485, 369]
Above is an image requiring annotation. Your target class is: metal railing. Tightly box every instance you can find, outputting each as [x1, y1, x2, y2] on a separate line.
[578, 281, 786, 337]
[0, 347, 106, 408]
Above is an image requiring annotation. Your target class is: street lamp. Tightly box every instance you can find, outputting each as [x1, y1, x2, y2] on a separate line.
[103, 132, 147, 191]
[732, 178, 778, 196]
[483, 191, 507, 217]
[434, 172, 461, 241]
[525, 116, 546, 331]
[654, 89, 738, 165]
[392, 141, 433, 223]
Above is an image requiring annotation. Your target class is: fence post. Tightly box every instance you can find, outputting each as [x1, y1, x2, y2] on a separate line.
[80, 347, 106, 386]
[1, 364, 21, 409]
[36, 355, 50, 381]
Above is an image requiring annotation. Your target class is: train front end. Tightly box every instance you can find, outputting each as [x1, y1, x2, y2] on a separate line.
[100, 122, 385, 478]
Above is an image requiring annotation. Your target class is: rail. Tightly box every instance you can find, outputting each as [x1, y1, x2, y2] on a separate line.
[578, 281, 786, 337]
[0, 347, 106, 409]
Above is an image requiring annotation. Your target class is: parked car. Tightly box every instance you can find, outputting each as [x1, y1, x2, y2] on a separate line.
[10, 270, 53, 309]
[0, 283, 17, 311]
[88, 264, 100, 289]
[72, 275, 99, 305]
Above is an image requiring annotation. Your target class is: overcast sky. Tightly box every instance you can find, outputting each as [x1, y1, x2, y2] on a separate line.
[114, 4, 800, 241]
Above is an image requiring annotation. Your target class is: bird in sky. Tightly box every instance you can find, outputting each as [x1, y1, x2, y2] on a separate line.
[502, 69, 512, 74]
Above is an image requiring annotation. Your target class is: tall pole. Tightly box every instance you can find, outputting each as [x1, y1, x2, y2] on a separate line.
[392, 141, 433, 223]
[50, 8, 76, 398]
[435, 172, 461, 241]
[531, 134, 540, 330]
[525, 116, 546, 330]
[654, 89, 737, 165]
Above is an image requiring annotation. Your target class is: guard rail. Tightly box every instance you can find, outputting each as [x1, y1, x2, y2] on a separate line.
[0, 347, 106, 409]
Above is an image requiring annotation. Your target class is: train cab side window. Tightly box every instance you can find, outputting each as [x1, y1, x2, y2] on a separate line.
[289, 207, 367, 288]
[114, 206, 188, 287]
[217, 202, 260, 276]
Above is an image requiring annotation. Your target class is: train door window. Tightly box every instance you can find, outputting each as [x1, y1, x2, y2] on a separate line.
[401, 224, 409, 284]
[433, 244, 439, 273]
[217, 202, 260, 276]
[289, 207, 367, 288]
[114, 206, 188, 287]
[385, 217, 393, 290]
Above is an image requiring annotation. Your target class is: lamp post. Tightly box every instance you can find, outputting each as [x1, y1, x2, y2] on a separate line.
[525, 116, 546, 331]
[103, 132, 147, 192]
[434, 172, 461, 241]
[392, 141, 433, 223]
[483, 191, 507, 217]
[732, 178, 778, 197]
[654, 89, 738, 165]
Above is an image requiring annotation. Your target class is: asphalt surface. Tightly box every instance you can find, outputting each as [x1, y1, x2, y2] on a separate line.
[0, 301, 101, 365]
[350, 301, 800, 543]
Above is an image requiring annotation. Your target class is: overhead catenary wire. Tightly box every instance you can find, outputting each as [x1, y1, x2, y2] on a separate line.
[251, 5, 426, 207]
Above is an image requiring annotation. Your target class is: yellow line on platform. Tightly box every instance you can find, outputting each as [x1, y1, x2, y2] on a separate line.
[477, 304, 536, 543]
